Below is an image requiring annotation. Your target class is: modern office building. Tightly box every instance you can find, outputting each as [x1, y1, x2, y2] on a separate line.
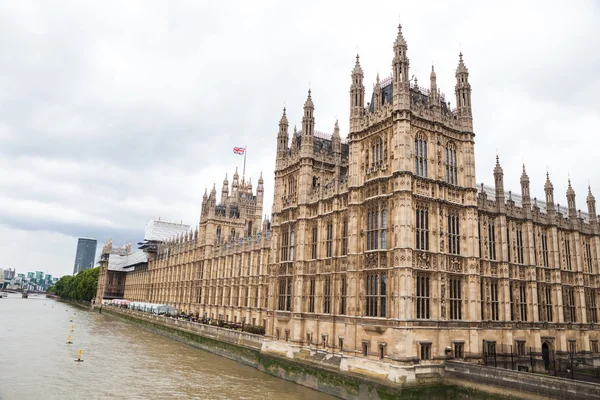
[73, 237, 98, 274]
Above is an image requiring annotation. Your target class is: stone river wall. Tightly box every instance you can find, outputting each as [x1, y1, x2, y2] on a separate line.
[97, 305, 600, 400]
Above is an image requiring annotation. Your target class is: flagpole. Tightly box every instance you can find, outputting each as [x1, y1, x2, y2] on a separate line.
[243, 145, 247, 178]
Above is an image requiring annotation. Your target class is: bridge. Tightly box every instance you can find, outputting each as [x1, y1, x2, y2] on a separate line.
[2, 289, 47, 295]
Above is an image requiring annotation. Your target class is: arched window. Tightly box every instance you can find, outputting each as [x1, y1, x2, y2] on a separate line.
[446, 143, 458, 185]
[414, 134, 428, 178]
[216, 226, 222, 244]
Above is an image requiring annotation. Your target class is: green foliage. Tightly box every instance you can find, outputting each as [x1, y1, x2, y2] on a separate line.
[49, 267, 99, 302]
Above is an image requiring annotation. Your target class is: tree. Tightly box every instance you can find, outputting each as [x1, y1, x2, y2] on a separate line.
[50, 267, 99, 302]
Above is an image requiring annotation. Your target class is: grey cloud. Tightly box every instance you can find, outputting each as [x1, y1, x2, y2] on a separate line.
[0, 0, 598, 277]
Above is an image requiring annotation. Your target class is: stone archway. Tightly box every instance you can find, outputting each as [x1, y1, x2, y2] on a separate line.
[542, 341, 552, 370]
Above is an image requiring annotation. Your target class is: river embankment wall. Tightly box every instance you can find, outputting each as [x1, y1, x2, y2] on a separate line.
[96, 305, 600, 400]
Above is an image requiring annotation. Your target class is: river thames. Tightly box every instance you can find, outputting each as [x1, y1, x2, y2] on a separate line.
[0, 294, 335, 400]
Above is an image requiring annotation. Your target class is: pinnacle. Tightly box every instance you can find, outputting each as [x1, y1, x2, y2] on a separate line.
[304, 88, 314, 108]
[430, 65, 436, 78]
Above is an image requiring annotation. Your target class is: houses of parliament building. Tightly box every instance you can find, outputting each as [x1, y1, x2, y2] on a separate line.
[96, 24, 600, 366]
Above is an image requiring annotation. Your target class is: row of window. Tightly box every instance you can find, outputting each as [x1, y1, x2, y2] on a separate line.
[479, 221, 595, 273]
[414, 135, 458, 185]
[415, 206, 461, 255]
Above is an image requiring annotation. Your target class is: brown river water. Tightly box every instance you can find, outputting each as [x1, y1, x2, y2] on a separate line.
[0, 294, 335, 400]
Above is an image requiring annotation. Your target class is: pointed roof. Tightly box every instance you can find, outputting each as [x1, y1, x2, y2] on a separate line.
[587, 185, 595, 203]
[352, 54, 363, 76]
[430, 65, 436, 79]
[333, 119, 340, 138]
[202, 188, 208, 201]
[279, 107, 288, 126]
[233, 166, 239, 180]
[258, 171, 264, 185]
[544, 172, 554, 191]
[304, 89, 314, 109]
[394, 24, 407, 48]
[493, 155, 503, 175]
[223, 173, 229, 186]
[456, 52, 468, 76]
[567, 179, 575, 197]
[520, 164, 529, 182]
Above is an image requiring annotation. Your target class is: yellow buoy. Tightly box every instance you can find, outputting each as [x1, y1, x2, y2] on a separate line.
[67, 335, 73, 344]
[75, 349, 84, 362]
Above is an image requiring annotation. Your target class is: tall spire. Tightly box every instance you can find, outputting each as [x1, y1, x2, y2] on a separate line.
[544, 172, 555, 217]
[455, 52, 473, 132]
[277, 107, 289, 160]
[332, 119, 341, 155]
[221, 173, 229, 202]
[301, 89, 315, 156]
[587, 185, 597, 225]
[429, 64, 440, 108]
[392, 24, 410, 109]
[373, 73, 381, 111]
[493, 155, 505, 212]
[350, 54, 365, 133]
[567, 179, 577, 219]
[521, 164, 531, 216]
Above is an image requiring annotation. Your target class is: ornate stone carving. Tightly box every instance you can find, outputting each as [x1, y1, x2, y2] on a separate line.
[414, 251, 430, 269]
[448, 257, 462, 272]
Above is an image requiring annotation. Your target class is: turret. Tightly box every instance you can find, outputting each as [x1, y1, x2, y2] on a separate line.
[587, 186, 597, 225]
[392, 24, 410, 110]
[210, 183, 217, 206]
[332, 119, 341, 155]
[373, 73, 381, 112]
[221, 174, 229, 203]
[277, 107, 289, 160]
[544, 172, 555, 218]
[455, 53, 473, 132]
[429, 65, 440, 110]
[567, 179, 577, 220]
[520, 165, 531, 217]
[257, 172, 264, 199]
[232, 167, 239, 196]
[300, 89, 315, 157]
[349, 55, 365, 133]
[494, 155, 505, 212]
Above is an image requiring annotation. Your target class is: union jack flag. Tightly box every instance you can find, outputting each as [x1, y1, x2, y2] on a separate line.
[233, 146, 245, 155]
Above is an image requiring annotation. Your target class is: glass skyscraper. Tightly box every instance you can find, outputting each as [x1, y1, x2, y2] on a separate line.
[73, 238, 97, 274]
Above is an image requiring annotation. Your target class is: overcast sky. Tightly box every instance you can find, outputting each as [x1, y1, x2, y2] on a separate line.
[0, 1, 598, 278]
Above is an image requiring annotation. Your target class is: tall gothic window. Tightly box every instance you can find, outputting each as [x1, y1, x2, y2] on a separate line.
[488, 221, 497, 261]
[446, 143, 458, 185]
[516, 226, 524, 264]
[565, 236, 572, 270]
[448, 210, 460, 255]
[308, 277, 316, 313]
[584, 239, 593, 273]
[416, 205, 429, 251]
[366, 272, 387, 317]
[519, 283, 527, 321]
[278, 277, 292, 311]
[539, 285, 553, 322]
[340, 276, 347, 315]
[414, 134, 428, 178]
[587, 289, 598, 324]
[326, 222, 333, 257]
[416, 274, 430, 319]
[563, 286, 576, 323]
[342, 219, 348, 256]
[280, 226, 291, 262]
[216, 226, 222, 244]
[490, 280, 499, 321]
[311, 226, 318, 259]
[372, 137, 383, 167]
[324, 277, 331, 314]
[541, 232, 549, 267]
[367, 204, 387, 250]
[449, 276, 462, 320]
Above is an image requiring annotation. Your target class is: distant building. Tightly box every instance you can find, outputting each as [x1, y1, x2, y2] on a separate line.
[3, 268, 15, 280]
[73, 237, 98, 274]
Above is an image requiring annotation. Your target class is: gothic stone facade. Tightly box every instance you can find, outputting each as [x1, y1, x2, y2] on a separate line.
[96, 25, 600, 364]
